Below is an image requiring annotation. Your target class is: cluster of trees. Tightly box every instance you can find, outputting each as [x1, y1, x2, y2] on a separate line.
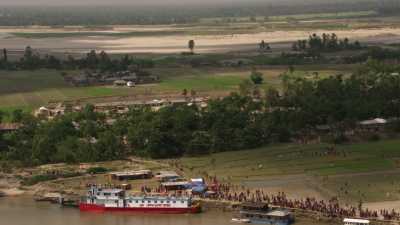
[292, 33, 362, 53]
[1, 60, 399, 165]
[259, 41, 271, 52]
[343, 47, 400, 64]
[0, 105, 126, 165]
[0, 47, 154, 71]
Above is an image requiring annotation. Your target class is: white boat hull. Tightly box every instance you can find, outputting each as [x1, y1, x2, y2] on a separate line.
[232, 218, 251, 223]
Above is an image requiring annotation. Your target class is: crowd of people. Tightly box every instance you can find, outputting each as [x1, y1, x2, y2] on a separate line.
[193, 176, 400, 221]
[131, 173, 400, 222]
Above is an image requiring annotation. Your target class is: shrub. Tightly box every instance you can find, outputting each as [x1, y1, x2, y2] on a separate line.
[86, 167, 108, 174]
[367, 133, 381, 142]
[21, 172, 81, 186]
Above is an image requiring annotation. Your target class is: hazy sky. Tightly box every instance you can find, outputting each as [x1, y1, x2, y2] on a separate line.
[0, 0, 376, 7]
[0, 0, 308, 6]
[1, 0, 259, 5]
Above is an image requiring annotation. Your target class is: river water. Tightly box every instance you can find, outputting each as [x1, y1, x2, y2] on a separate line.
[0, 197, 339, 225]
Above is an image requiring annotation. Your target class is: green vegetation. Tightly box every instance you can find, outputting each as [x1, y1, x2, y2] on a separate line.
[180, 139, 400, 203]
[0, 1, 389, 26]
[159, 74, 245, 91]
[201, 10, 378, 23]
[21, 172, 82, 186]
[322, 173, 400, 203]
[180, 139, 400, 180]
[0, 61, 399, 166]
[0, 70, 137, 110]
[86, 167, 109, 174]
[0, 65, 353, 110]
[292, 33, 363, 53]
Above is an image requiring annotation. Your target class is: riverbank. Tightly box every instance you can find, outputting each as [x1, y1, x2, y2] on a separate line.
[0, 196, 342, 225]
[3, 140, 400, 224]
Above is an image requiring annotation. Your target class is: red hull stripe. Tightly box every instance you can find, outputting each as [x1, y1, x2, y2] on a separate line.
[79, 203, 201, 214]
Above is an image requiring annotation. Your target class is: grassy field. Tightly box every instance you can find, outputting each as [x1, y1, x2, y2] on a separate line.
[180, 140, 400, 180]
[0, 70, 138, 110]
[199, 11, 378, 23]
[0, 66, 353, 111]
[180, 139, 400, 203]
[6, 12, 399, 41]
[26, 138, 400, 204]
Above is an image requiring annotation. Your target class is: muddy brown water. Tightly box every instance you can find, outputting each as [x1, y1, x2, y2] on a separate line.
[0, 197, 339, 225]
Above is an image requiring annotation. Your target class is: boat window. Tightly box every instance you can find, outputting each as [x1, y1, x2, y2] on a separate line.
[167, 201, 170, 203]
[154, 200, 158, 203]
[161, 201, 164, 203]
[173, 201, 176, 203]
[147, 200, 151, 203]
[115, 200, 118, 203]
[142, 200, 145, 203]
[181, 201, 185, 204]
[135, 200, 139, 203]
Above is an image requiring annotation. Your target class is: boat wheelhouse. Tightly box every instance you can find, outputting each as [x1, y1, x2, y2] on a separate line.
[79, 186, 200, 214]
[233, 202, 294, 225]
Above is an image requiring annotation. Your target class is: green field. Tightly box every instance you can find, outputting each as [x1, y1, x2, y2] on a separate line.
[200, 11, 378, 23]
[7, 11, 393, 40]
[180, 139, 400, 202]
[0, 67, 353, 111]
[181, 140, 400, 180]
[0, 70, 137, 110]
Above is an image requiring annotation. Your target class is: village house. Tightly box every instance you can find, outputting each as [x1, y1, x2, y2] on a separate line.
[155, 171, 181, 182]
[358, 118, 388, 132]
[66, 70, 159, 87]
[0, 123, 22, 134]
[110, 170, 153, 181]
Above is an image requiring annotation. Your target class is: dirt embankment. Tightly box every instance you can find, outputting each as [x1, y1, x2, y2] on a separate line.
[0, 173, 25, 196]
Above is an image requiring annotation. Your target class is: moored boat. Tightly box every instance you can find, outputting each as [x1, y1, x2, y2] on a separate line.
[233, 202, 294, 225]
[231, 218, 251, 223]
[343, 218, 370, 225]
[79, 186, 201, 214]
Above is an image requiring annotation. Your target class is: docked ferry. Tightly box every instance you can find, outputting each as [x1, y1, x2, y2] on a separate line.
[232, 202, 294, 225]
[79, 186, 201, 214]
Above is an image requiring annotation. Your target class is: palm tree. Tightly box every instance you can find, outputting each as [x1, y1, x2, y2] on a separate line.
[188, 40, 195, 54]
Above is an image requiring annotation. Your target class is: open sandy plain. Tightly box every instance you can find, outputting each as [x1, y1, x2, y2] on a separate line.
[0, 26, 400, 54]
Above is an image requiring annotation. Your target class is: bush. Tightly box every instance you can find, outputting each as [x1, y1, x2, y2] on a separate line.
[21, 172, 81, 186]
[332, 132, 349, 144]
[21, 174, 58, 186]
[86, 167, 108, 174]
[250, 70, 263, 84]
[367, 133, 381, 142]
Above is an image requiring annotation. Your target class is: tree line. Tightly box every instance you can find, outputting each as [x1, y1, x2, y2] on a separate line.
[1, 60, 399, 166]
[0, 47, 154, 71]
[292, 33, 363, 53]
[0, 2, 379, 26]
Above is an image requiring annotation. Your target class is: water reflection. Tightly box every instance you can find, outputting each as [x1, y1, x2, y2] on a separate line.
[0, 197, 337, 225]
